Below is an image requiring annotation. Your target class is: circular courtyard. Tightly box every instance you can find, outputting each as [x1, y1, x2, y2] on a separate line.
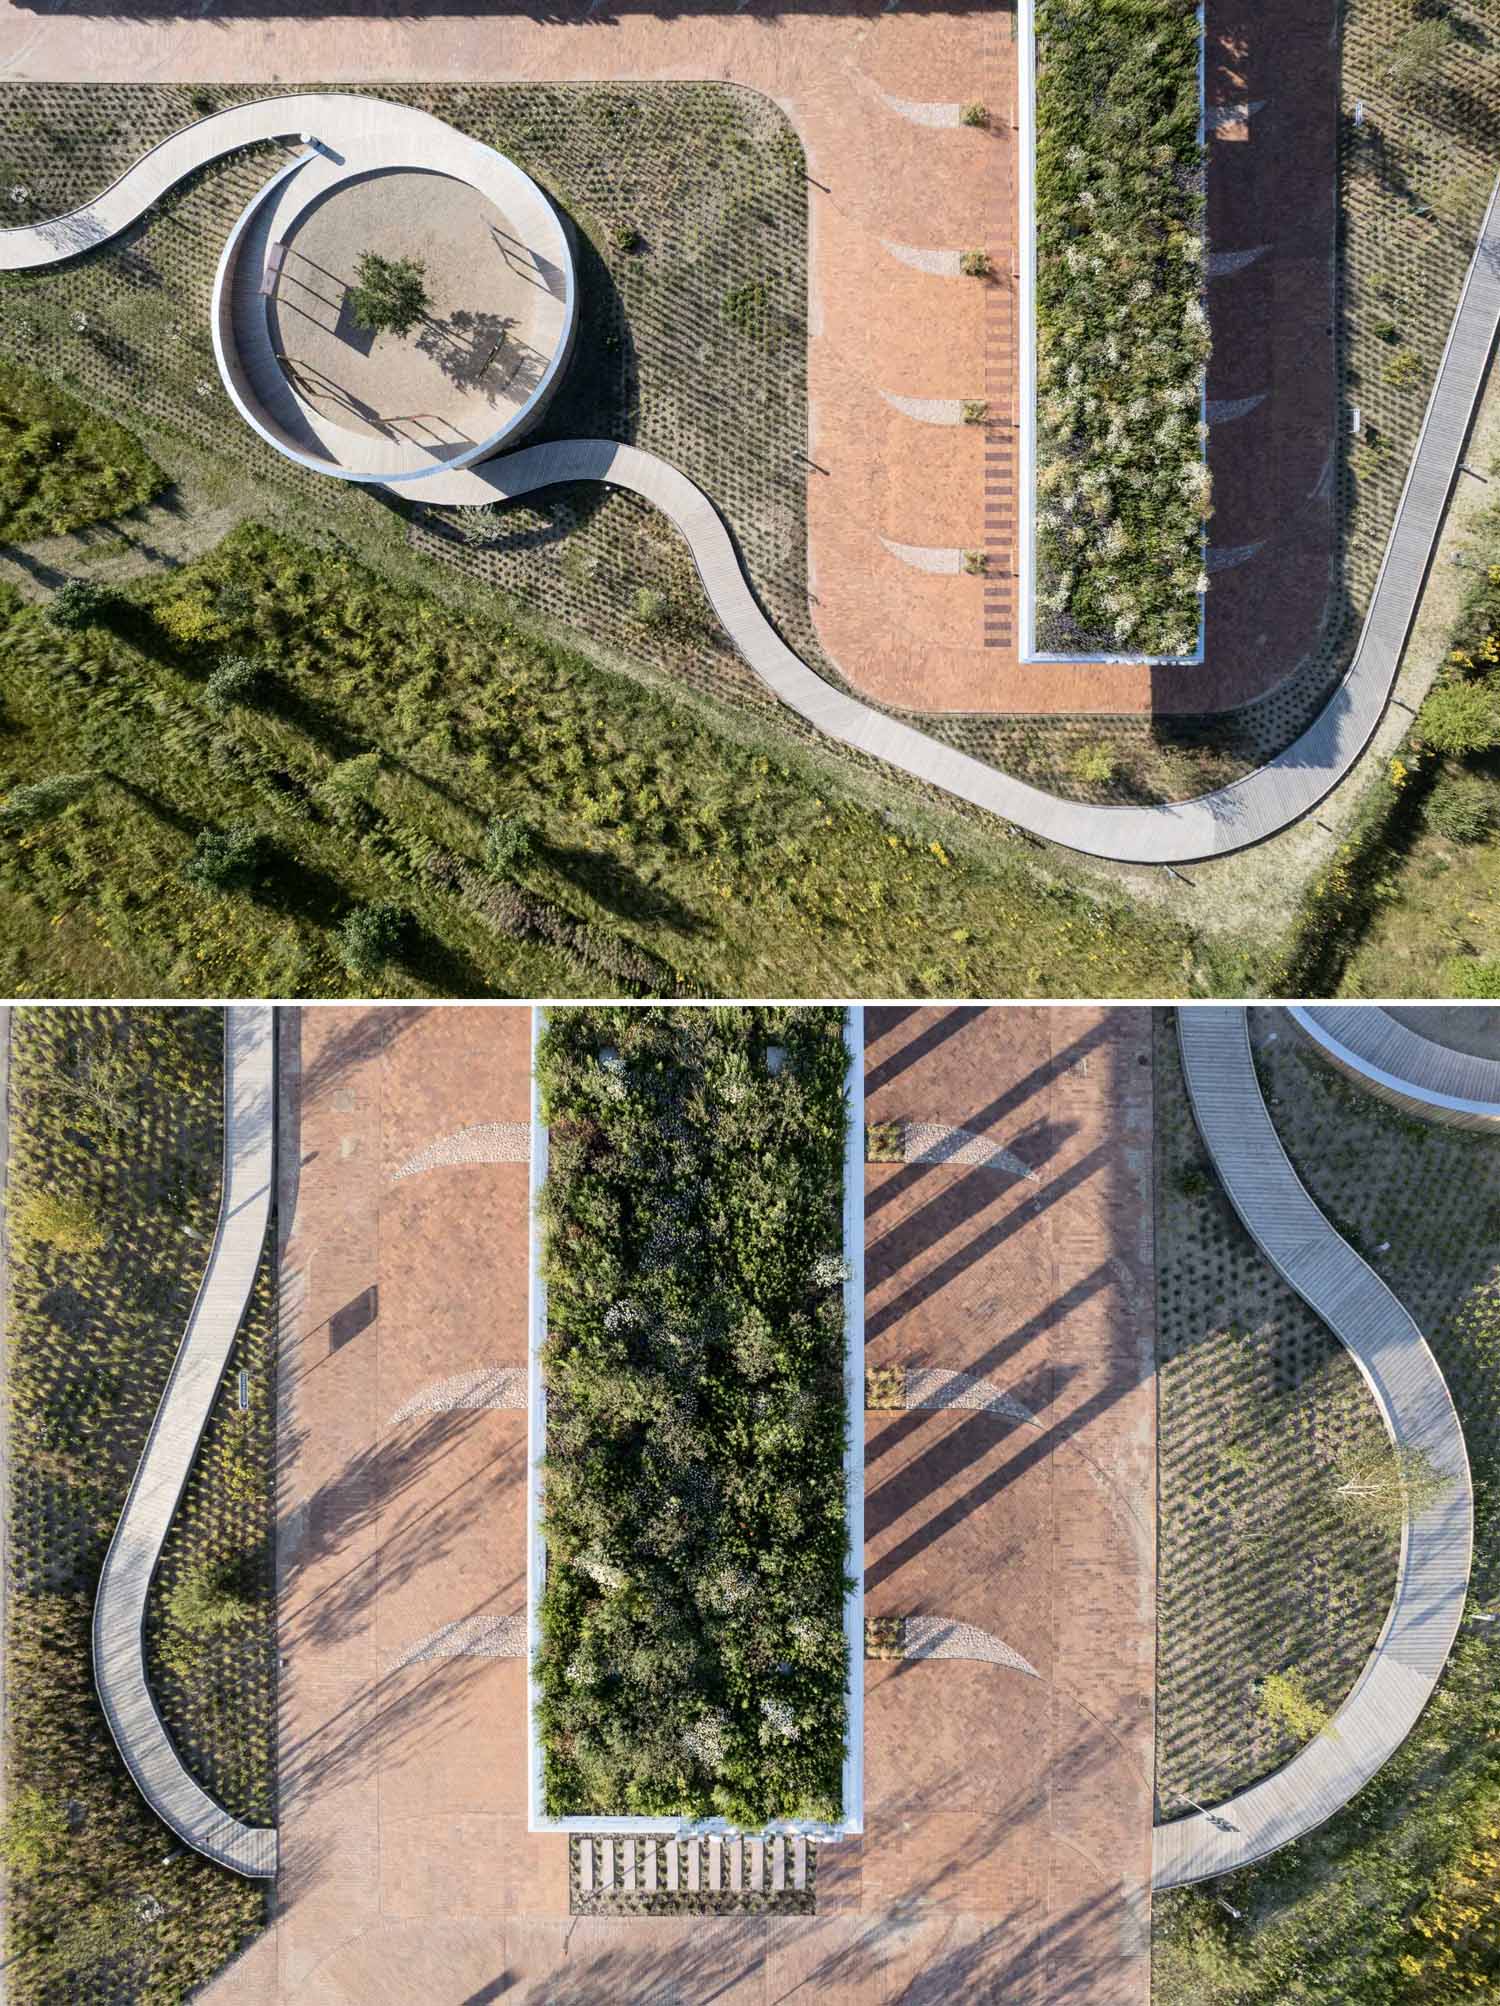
[214, 117, 575, 485]
[266, 168, 557, 451]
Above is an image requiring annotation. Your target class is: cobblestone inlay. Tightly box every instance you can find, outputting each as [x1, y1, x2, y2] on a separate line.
[903, 1367, 1036, 1423]
[1206, 392, 1268, 424]
[879, 536, 963, 575]
[878, 93, 963, 128]
[903, 1616, 1039, 1679]
[391, 1121, 531, 1180]
[387, 1610, 527, 1671]
[880, 392, 964, 426]
[879, 239, 964, 277]
[568, 1833, 816, 1916]
[1205, 98, 1267, 129]
[1204, 246, 1270, 279]
[902, 1121, 1039, 1177]
[387, 1365, 526, 1425]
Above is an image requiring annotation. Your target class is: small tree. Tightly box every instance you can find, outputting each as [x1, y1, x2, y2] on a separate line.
[13, 1187, 105, 1253]
[0, 1788, 70, 1877]
[484, 812, 535, 877]
[348, 252, 430, 338]
[1418, 681, 1500, 756]
[0, 772, 96, 830]
[1331, 1440, 1451, 1533]
[167, 1558, 255, 1636]
[1258, 1669, 1332, 1742]
[317, 751, 382, 827]
[339, 900, 404, 979]
[182, 823, 265, 893]
[1383, 15, 1454, 94]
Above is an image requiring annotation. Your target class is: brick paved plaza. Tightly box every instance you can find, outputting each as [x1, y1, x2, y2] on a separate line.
[201, 1002, 1154, 2004]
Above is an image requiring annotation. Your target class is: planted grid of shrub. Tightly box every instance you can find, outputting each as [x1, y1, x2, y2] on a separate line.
[3, 1007, 266, 2002]
[1033, 0, 1208, 658]
[535, 1005, 851, 1825]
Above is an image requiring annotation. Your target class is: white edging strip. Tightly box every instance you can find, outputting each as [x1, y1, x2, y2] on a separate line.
[526, 1006, 863, 1840]
[1290, 1006, 1500, 1132]
[1017, 0, 1206, 666]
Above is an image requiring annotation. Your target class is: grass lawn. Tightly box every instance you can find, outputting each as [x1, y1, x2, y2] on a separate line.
[2, 1007, 268, 2003]
[534, 1006, 851, 1825]
[1153, 1014, 1500, 2006]
[0, 524, 1206, 999]
[0, 360, 164, 544]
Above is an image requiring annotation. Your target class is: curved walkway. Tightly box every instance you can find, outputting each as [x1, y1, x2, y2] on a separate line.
[2, 104, 1497, 860]
[1155, 1006, 1473, 1889]
[1290, 1005, 1500, 1131]
[92, 1005, 278, 1879]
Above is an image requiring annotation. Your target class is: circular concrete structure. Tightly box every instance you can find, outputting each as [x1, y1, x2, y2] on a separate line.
[1290, 1005, 1500, 1130]
[211, 101, 575, 486]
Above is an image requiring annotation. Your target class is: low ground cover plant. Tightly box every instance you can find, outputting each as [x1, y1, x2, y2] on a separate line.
[0, 359, 163, 542]
[0, 524, 1204, 999]
[534, 1005, 852, 1824]
[1033, 0, 1207, 656]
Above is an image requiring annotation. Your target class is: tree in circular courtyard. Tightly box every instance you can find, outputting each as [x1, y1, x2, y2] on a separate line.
[347, 252, 430, 339]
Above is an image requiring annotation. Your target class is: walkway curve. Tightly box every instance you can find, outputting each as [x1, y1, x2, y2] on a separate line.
[1290, 1005, 1500, 1131]
[92, 1005, 278, 1879]
[1154, 1006, 1473, 1889]
[2, 102, 1497, 860]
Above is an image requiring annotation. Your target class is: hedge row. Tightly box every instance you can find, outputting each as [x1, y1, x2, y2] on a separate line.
[534, 1005, 852, 1825]
[1033, 0, 1208, 657]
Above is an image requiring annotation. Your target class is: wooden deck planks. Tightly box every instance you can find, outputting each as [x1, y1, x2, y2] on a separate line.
[90, 1006, 279, 1879]
[1153, 1008, 1474, 1889]
[1292, 1007, 1500, 1131]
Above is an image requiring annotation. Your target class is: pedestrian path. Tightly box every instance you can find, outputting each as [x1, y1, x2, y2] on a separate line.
[91, 1006, 278, 1879]
[1291, 1006, 1500, 1130]
[1156, 1006, 1473, 1888]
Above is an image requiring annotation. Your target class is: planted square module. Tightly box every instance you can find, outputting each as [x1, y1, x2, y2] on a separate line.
[527, 1006, 864, 1838]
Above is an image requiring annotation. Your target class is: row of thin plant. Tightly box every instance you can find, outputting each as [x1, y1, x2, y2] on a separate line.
[1032, 0, 1208, 657]
[534, 1005, 852, 1825]
[2, 1008, 266, 2003]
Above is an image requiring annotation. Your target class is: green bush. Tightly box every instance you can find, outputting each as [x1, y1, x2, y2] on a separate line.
[0, 771, 95, 830]
[339, 900, 405, 978]
[483, 812, 535, 876]
[182, 823, 265, 893]
[958, 249, 993, 278]
[0, 360, 163, 542]
[166, 1558, 255, 1636]
[534, 1007, 852, 1826]
[47, 577, 110, 630]
[1383, 14, 1454, 93]
[1425, 770, 1496, 843]
[13, 1186, 105, 1252]
[0, 1787, 70, 1877]
[1069, 741, 1118, 786]
[960, 101, 989, 128]
[1418, 680, 1500, 756]
[1443, 954, 1500, 999]
[1034, 0, 1207, 655]
[204, 653, 264, 714]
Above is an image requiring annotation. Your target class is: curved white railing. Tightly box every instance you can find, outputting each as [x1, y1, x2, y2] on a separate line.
[1154, 1006, 1473, 1888]
[1291, 1005, 1500, 1131]
[92, 1006, 278, 1879]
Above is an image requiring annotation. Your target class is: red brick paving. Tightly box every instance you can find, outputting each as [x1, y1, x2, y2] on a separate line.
[204, 1004, 1155, 2005]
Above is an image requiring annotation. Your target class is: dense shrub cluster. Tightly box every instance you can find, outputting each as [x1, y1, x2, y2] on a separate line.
[0, 359, 163, 542]
[1033, 0, 1208, 656]
[535, 1006, 852, 1825]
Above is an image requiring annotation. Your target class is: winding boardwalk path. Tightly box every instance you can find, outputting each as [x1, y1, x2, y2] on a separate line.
[91, 1005, 278, 1879]
[1155, 1006, 1473, 1888]
[1290, 1005, 1500, 1131]
[1, 104, 1496, 861]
